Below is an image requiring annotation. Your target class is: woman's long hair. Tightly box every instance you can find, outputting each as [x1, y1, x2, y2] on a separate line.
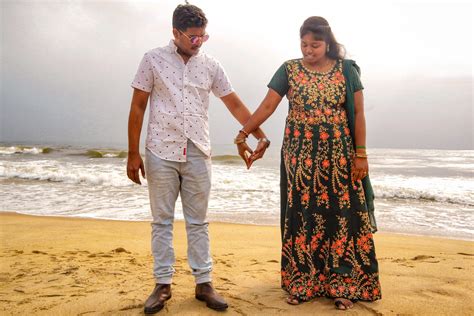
[300, 16, 345, 60]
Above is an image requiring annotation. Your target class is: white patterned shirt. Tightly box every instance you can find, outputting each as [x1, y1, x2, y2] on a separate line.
[131, 40, 234, 162]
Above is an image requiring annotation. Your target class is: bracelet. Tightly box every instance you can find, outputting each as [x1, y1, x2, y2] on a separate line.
[354, 153, 368, 158]
[239, 129, 249, 138]
[234, 137, 246, 144]
[356, 145, 366, 149]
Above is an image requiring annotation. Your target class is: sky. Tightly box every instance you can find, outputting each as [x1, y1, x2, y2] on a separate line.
[1, 0, 473, 150]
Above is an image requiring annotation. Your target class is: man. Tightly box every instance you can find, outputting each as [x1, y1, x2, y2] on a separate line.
[127, 3, 270, 314]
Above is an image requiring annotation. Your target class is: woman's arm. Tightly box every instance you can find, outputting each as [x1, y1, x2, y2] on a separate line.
[352, 90, 369, 181]
[241, 89, 283, 134]
[234, 89, 283, 166]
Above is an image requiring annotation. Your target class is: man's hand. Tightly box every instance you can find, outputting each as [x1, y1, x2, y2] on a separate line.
[127, 152, 146, 185]
[237, 142, 253, 169]
[249, 141, 269, 167]
[127, 88, 149, 185]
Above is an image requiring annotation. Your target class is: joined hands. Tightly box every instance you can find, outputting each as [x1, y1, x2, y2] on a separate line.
[236, 139, 269, 169]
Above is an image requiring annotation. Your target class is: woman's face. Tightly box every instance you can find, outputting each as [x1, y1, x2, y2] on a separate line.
[300, 33, 327, 64]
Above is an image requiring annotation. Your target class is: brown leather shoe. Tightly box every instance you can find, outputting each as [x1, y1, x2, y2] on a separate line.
[195, 282, 228, 311]
[144, 284, 172, 314]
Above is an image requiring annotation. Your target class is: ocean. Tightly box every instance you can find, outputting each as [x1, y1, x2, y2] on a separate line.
[1, 143, 472, 240]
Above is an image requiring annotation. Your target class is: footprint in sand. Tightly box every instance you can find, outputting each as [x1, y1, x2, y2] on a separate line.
[219, 277, 236, 285]
[112, 247, 130, 254]
[61, 266, 79, 275]
[14, 273, 25, 280]
[32, 250, 48, 255]
[9, 250, 24, 255]
[0, 273, 10, 282]
[17, 298, 32, 305]
[216, 259, 233, 267]
[411, 255, 440, 263]
[411, 255, 434, 260]
[77, 311, 96, 316]
[457, 252, 474, 256]
[391, 258, 414, 268]
[119, 303, 143, 311]
[419, 288, 452, 298]
[45, 277, 60, 283]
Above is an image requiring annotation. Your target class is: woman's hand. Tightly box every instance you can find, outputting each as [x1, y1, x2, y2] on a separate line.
[249, 139, 270, 167]
[352, 157, 369, 181]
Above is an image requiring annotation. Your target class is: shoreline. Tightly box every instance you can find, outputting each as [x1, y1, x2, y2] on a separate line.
[1, 212, 473, 315]
[2, 141, 472, 152]
[1, 210, 472, 242]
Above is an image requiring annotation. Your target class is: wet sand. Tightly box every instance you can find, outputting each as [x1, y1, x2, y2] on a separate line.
[1, 212, 473, 315]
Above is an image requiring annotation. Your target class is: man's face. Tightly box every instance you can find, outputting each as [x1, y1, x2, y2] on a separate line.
[173, 27, 208, 57]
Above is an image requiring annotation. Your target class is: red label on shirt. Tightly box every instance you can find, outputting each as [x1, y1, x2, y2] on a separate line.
[183, 148, 186, 156]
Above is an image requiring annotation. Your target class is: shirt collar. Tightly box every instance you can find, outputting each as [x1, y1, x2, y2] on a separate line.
[167, 39, 202, 58]
[168, 39, 178, 53]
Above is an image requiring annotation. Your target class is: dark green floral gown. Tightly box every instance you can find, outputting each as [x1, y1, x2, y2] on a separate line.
[268, 59, 381, 301]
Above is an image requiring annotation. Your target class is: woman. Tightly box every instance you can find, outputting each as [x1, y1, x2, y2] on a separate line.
[235, 16, 381, 310]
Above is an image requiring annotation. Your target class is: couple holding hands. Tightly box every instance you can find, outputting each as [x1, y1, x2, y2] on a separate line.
[127, 3, 381, 314]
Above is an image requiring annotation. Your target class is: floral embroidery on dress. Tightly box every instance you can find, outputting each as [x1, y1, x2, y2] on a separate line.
[280, 59, 381, 301]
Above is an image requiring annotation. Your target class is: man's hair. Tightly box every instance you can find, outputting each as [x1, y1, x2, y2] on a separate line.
[172, 4, 207, 31]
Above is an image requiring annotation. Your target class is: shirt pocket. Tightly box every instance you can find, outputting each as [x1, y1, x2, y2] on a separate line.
[184, 72, 212, 115]
[185, 71, 212, 91]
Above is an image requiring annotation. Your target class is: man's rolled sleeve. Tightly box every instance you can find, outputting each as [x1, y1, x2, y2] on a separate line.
[131, 53, 154, 93]
[211, 62, 234, 98]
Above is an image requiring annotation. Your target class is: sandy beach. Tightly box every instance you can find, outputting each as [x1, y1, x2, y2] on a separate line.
[0, 212, 473, 315]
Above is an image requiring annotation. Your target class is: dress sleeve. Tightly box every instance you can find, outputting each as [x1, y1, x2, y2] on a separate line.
[267, 63, 289, 97]
[131, 53, 154, 93]
[349, 64, 364, 92]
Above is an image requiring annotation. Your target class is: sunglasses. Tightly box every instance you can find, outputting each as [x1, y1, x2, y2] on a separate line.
[178, 30, 209, 45]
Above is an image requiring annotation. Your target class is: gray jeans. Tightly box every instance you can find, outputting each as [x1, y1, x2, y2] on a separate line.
[145, 140, 212, 284]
